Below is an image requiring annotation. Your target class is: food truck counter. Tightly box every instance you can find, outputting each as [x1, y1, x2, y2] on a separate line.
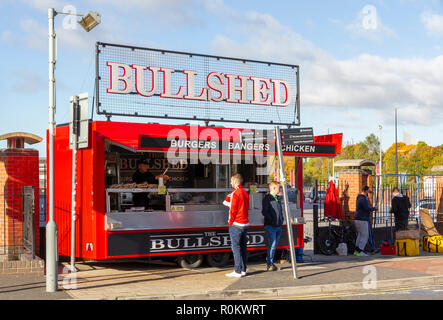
[105, 187, 302, 231]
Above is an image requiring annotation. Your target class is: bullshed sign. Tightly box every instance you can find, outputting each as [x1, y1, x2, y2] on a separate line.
[96, 42, 300, 125]
[106, 62, 292, 107]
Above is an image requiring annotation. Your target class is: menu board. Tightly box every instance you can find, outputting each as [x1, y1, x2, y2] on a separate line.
[118, 152, 194, 188]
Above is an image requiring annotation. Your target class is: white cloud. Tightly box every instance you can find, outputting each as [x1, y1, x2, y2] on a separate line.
[88, 0, 205, 28]
[20, 0, 63, 12]
[2, 16, 125, 51]
[207, 1, 443, 127]
[421, 10, 443, 38]
[2, 18, 47, 50]
[345, 5, 397, 40]
[11, 71, 46, 93]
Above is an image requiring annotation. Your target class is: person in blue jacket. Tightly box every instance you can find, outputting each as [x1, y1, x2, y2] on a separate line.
[354, 186, 377, 257]
[262, 181, 285, 271]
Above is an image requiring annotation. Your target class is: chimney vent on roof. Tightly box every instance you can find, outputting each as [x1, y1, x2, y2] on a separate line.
[0, 132, 42, 149]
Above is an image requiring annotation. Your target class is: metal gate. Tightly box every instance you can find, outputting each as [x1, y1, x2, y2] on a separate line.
[308, 175, 443, 255]
[23, 186, 35, 259]
[0, 186, 35, 260]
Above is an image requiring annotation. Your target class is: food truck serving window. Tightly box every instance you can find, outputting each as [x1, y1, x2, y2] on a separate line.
[104, 141, 269, 213]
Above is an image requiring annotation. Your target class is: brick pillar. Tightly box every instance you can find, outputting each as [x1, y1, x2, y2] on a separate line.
[338, 169, 374, 222]
[0, 149, 40, 260]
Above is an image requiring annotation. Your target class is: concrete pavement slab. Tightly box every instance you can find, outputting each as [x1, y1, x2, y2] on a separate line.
[0, 274, 71, 300]
[57, 252, 443, 300]
[2, 251, 443, 300]
[60, 260, 240, 300]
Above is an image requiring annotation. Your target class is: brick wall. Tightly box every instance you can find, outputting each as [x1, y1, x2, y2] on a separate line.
[338, 169, 374, 221]
[0, 149, 40, 259]
[0, 257, 44, 275]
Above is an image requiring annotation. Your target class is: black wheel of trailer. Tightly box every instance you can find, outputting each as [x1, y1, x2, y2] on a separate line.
[177, 253, 204, 269]
[205, 252, 230, 267]
[318, 231, 337, 255]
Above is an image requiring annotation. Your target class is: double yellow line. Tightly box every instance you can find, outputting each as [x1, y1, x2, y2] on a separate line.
[270, 284, 443, 300]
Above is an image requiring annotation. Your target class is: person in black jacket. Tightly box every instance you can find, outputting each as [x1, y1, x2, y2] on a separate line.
[390, 187, 411, 232]
[132, 159, 156, 209]
[354, 186, 377, 257]
[262, 181, 284, 271]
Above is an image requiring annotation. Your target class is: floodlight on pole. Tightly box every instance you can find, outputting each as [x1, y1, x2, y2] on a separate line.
[78, 11, 101, 32]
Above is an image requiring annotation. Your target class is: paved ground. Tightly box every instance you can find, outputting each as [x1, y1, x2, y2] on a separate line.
[60, 251, 443, 300]
[0, 273, 70, 300]
[313, 285, 443, 300]
[2, 250, 443, 300]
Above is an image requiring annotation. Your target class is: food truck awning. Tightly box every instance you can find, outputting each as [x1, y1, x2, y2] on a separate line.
[93, 121, 342, 157]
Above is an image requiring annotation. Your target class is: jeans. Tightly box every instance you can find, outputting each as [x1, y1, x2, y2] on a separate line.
[354, 220, 369, 251]
[229, 225, 248, 274]
[264, 225, 282, 265]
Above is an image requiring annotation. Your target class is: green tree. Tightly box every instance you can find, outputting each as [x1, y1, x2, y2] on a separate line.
[363, 133, 381, 159]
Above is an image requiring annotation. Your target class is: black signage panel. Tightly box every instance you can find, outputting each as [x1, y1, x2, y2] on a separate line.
[239, 130, 273, 142]
[282, 144, 335, 155]
[140, 136, 273, 153]
[280, 127, 314, 144]
[139, 135, 337, 156]
[108, 226, 298, 257]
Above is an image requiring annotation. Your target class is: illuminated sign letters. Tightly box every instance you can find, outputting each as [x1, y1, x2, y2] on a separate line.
[105, 62, 292, 107]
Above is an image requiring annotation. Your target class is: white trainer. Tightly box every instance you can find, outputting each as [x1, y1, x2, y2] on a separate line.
[241, 271, 246, 277]
[359, 251, 369, 256]
[225, 271, 242, 278]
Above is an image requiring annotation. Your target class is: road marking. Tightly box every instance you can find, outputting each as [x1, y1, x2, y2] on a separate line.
[268, 284, 443, 300]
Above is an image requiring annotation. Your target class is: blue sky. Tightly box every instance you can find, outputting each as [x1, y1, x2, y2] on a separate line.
[1, 0, 443, 156]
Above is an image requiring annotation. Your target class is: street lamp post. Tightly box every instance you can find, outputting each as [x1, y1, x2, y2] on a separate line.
[378, 124, 383, 214]
[395, 108, 398, 187]
[46, 7, 57, 293]
[379, 125, 382, 179]
[46, 8, 100, 293]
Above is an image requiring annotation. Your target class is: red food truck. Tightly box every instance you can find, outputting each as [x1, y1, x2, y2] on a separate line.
[50, 120, 342, 268]
[48, 43, 342, 269]
[50, 121, 340, 268]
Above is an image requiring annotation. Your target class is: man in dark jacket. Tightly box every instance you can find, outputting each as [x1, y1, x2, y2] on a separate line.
[132, 159, 156, 209]
[354, 186, 377, 257]
[390, 187, 411, 232]
[262, 181, 284, 271]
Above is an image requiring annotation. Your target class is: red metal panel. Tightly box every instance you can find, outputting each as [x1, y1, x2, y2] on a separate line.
[93, 124, 107, 259]
[77, 123, 96, 259]
[52, 125, 72, 257]
[314, 133, 343, 155]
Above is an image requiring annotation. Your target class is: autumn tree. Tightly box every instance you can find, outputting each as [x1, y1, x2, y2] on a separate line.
[303, 133, 442, 187]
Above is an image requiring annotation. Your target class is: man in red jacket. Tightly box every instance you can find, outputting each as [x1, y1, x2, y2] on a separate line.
[223, 173, 249, 278]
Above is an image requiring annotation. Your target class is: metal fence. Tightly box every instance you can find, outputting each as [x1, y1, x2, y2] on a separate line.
[307, 176, 442, 225]
[306, 176, 443, 254]
[375, 175, 443, 223]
